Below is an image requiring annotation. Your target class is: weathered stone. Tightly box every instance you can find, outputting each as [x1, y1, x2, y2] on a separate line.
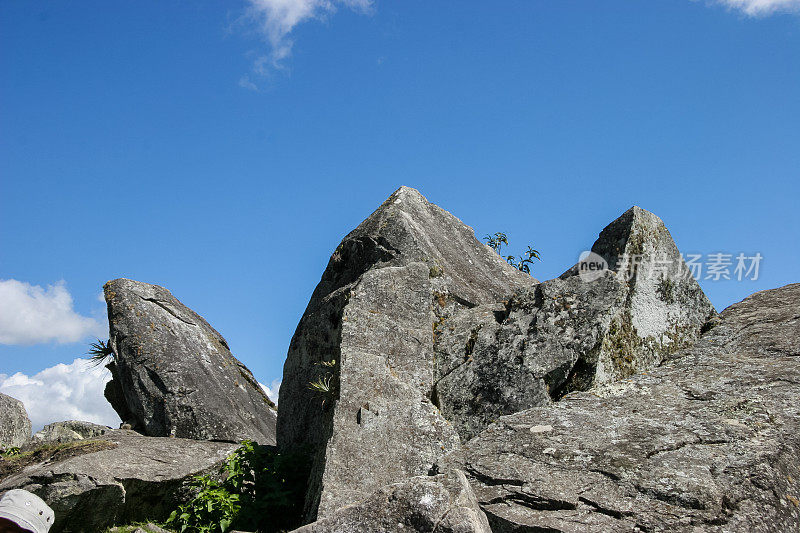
[0, 393, 31, 450]
[107, 523, 171, 533]
[458, 283, 800, 532]
[433, 206, 716, 440]
[104, 278, 277, 443]
[0, 429, 237, 533]
[32, 421, 111, 445]
[278, 186, 534, 522]
[292, 469, 491, 533]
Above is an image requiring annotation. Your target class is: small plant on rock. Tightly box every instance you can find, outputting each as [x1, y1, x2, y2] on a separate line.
[484, 233, 541, 275]
[1, 447, 20, 458]
[88, 339, 115, 366]
[506, 245, 541, 274]
[484, 232, 508, 253]
[308, 373, 334, 394]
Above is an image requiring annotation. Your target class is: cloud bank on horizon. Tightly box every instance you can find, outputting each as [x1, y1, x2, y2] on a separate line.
[0, 358, 121, 433]
[714, 0, 800, 15]
[0, 279, 106, 345]
[2, 358, 282, 434]
[239, 0, 373, 88]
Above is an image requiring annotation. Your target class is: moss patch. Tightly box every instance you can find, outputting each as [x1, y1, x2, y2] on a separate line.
[656, 276, 676, 304]
[0, 440, 118, 481]
[603, 310, 642, 379]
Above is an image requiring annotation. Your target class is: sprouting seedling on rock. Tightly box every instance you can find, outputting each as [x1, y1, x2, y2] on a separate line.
[309, 374, 334, 394]
[507, 246, 541, 274]
[88, 339, 115, 366]
[484, 232, 508, 253]
[484, 233, 541, 275]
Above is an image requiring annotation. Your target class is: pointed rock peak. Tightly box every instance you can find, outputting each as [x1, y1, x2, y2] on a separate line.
[389, 185, 426, 203]
[316, 186, 533, 309]
[278, 188, 535, 521]
[590, 206, 674, 273]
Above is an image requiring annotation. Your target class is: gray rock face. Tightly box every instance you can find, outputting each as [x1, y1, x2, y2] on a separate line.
[32, 421, 111, 445]
[278, 187, 534, 521]
[433, 206, 716, 440]
[108, 523, 170, 533]
[0, 429, 237, 533]
[459, 283, 800, 532]
[0, 393, 31, 450]
[292, 469, 491, 533]
[104, 278, 277, 443]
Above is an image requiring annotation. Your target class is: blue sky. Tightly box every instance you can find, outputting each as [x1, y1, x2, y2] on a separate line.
[1, 0, 799, 430]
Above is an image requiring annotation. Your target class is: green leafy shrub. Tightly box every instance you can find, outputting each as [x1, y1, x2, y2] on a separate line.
[484, 232, 508, 253]
[1, 447, 20, 458]
[484, 233, 540, 274]
[506, 245, 541, 274]
[166, 440, 310, 533]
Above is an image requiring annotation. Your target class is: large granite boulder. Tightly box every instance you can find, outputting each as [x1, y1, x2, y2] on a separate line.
[433, 206, 716, 440]
[32, 421, 111, 445]
[458, 283, 800, 532]
[104, 279, 277, 443]
[292, 469, 491, 533]
[0, 393, 31, 450]
[278, 186, 534, 522]
[0, 429, 237, 533]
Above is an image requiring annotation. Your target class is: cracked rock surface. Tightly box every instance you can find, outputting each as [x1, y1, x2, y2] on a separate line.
[104, 278, 277, 443]
[278, 186, 534, 522]
[291, 469, 491, 533]
[0, 429, 237, 533]
[433, 206, 716, 441]
[457, 283, 800, 532]
[0, 393, 31, 449]
[32, 420, 112, 444]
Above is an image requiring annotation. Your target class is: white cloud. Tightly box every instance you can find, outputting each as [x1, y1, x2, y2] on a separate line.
[241, 0, 373, 79]
[239, 75, 259, 91]
[0, 279, 106, 345]
[0, 358, 120, 433]
[712, 0, 800, 15]
[259, 378, 282, 404]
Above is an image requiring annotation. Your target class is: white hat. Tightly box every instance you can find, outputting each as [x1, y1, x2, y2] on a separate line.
[0, 489, 54, 533]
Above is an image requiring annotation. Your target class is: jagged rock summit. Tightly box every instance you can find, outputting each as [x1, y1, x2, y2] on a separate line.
[103, 278, 277, 444]
[278, 186, 535, 522]
[0, 392, 31, 450]
[433, 205, 717, 440]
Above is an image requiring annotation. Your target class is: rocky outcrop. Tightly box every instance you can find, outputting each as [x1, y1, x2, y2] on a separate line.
[104, 278, 277, 443]
[458, 283, 800, 532]
[278, 186, 534, 522]
[433, 206, 716, 440]
[292, 469, 491, 533]
[32, 421, 111, 444]
[0, 393, 31, 450]
[0, 429, 237, 533]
